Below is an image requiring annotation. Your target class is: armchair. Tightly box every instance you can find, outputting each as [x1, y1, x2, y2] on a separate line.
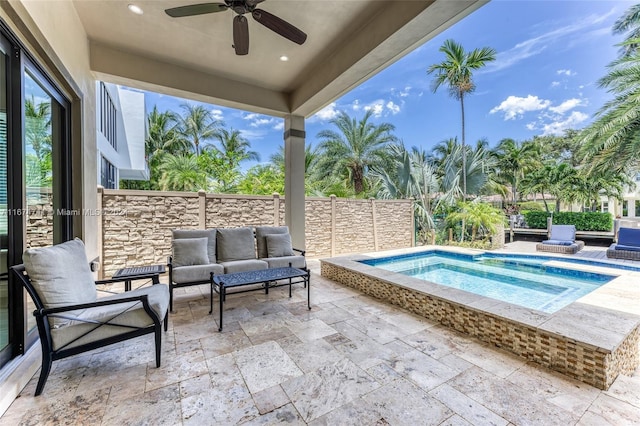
[12, 238, 169, 396]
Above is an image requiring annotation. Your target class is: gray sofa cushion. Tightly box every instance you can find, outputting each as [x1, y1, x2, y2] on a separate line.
[255, 226, 290, 258]
[172, 237, 209, 267]
[217, 227, 256, 262]
[220, 259, 268, 274]
[23, 239, 97, 314]
[172, 263, 224, 283]
[51, 284, 169, 350]
[263, 256, 306, 269]
[172, 229, 217, 263]
[265, 233, 295, 257]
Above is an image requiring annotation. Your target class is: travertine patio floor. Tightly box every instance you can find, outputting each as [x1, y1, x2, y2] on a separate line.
[1, 258, 639, 425]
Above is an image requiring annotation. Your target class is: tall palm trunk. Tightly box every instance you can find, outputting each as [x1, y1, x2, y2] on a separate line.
[460, 93, 466, 200]
[353, 166, 364, 194]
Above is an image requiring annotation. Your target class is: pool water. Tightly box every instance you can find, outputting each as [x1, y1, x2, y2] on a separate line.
[360, 251, 617, 313]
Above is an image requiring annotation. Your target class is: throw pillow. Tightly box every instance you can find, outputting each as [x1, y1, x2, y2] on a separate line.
[265, 233, 295, 257]
[216, 227, 257, 262]
[23, 238, 97, 309]
[173, 237, 210, 267]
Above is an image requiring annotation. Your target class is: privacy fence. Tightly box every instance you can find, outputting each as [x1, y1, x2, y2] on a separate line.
[98, 189, 415, 278]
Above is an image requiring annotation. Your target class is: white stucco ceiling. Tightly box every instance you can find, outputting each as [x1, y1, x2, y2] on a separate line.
[73, 0, 486, 117]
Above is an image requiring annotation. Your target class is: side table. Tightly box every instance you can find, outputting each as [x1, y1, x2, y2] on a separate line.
[112, 264, 166, 291]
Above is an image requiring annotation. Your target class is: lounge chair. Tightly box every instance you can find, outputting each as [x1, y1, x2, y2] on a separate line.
[12, 238, 169, 396]
[606, 227, 640, 260]
[536, 224, 584, 254]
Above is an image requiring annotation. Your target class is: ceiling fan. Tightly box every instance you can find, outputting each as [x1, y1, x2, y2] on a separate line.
[165, 0, 307, 56]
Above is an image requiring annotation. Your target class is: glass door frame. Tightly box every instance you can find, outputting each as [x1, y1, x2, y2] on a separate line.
[0, 21, 73, 367]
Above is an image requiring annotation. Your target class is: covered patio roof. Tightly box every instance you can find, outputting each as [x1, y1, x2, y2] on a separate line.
[76, 0, 486, 117]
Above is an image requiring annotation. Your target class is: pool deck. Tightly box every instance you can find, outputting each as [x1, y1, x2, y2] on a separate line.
[321, 243, 640, 390]
[1, 248, 639, 424]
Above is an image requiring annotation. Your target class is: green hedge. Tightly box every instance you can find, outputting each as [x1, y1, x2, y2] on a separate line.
[522, 211, 612, 231]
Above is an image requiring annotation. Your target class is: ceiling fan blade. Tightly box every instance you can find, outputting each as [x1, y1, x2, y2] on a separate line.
[233, 15, 249, 55]
[251, 9, 307, 45]
[165, 3, 228, 18]
[246, 0, 266, 6]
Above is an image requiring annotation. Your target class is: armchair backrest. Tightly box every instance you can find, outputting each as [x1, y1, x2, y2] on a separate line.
[618, 227, 640, 246]
[172, 229, 217, 263]
[21, 238, 97, 326]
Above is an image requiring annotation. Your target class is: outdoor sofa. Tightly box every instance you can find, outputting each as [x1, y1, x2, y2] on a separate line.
[167, 226, 306, 311]
[536, 224, 584, 254]
[606, 227, 640, 260]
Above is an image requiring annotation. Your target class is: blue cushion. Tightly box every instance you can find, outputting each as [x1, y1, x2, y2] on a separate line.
[549, 225, 576, 242]
[614, 244, 640, 252]
[617, 227, 640, 247]
[542, 240, 573, 246]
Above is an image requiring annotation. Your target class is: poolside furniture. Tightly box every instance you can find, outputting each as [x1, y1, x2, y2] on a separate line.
[168, 226, 306, 311]
[536, 224, 584, 254]
[606, 227, 640, 260]
[12, 238, 169, 396]
[212, 266, 310, 330]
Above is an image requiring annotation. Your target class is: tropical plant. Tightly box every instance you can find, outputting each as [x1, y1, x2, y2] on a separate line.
[437, 138, 494, 204]
[146, 106, 189, 161]
[427, 39, 496, 199]
[613, 3, 640, 57]
[316, 110, 397, 195]
[25, 96, 52, 186]
[209, 128, 260, 168]
[197, 149, 241, 193]
[270, 143, 322, 194]
[446, 201, 504, 242]
[157, 153, 207, 191]
[237, 164, 284, 195]
[491, 138, 539, 203]
[177, 104, 221, 156]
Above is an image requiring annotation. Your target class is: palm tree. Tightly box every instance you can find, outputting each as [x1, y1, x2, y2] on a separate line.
[316, 110, 398, 195]
[447, 201, 504, 242]
[613, 3, 640, 57]
[270, 143, 321, 194]
[492, 138, 539, 204]
[579, 47, 640, 173]
[209, 128, 260, 168]
[157, 153, 207, 191]
[146, 106, 189, 160]
[427, 39, 496, 199]
[25, 96, 51, 162]
[177, 104, 221, 156]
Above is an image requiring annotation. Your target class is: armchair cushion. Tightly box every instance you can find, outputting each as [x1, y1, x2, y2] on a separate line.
[172, 263, 224, 283]
[217, 227, 256, 262]
[542, 240, 573, 246]
[549, 225, 576, 242]
[22, 238, 97, 313]
[265, 233, 295, 257]
[172, 229, 217, 263]
[255, 226, 289, 258]
[617, 227, 640, 246]
[51, 284, 169, 350]
[172, 237, 209, 267]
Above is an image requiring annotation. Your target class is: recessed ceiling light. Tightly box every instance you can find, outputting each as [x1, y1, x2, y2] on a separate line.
[279, 55, 289, 62]
[128, 4, 143, 15]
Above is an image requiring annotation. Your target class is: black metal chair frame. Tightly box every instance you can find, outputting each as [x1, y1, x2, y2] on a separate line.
[11, 264, 168, 396]
[167, 247, 307, 312]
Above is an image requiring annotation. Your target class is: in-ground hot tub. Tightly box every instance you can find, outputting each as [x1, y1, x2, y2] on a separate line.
[321, 247, 640, 390]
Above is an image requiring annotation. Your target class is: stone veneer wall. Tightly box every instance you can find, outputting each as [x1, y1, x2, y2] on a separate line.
[99, 189, 414, 277]
[320, 262, 640, 390]
[25, 187, 54, 249]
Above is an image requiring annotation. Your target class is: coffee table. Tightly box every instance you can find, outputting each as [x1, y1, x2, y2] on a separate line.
[211, 267, 310, 331]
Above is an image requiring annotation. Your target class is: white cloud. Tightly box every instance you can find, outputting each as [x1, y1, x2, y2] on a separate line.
[250, 118, 272, 127]
[386, 101, 400, 114]
[399, 86, 411, 97]
[242, 112, 277, 128]
[239, 129, 267, 140]
[526, 122, 536, 131]
[551, 81, 561, 88]
[483, 11, 614, 73]
[556, 69, 576, 76]
[549, 98, 584, 114]
[272, 121, 284, 131]
[541, 111, 589, 136]
[210, 109, 224, 121]
[490, 95, 551, 120]
[352, 100, 361, 111]
[364, 100, 385, 117]
[243, 113, 260, 121]
[313, 102, 340, 121]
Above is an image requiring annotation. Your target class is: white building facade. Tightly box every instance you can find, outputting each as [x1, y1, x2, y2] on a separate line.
[96, 82, 148, 188]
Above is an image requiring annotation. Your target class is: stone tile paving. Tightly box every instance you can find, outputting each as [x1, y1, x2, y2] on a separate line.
[1, 259, 639, 425]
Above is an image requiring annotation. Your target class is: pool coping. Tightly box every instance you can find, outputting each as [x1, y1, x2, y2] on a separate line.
[320, 246, 640, 389]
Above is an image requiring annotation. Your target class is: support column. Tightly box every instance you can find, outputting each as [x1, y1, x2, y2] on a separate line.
[284, 115, 306, 250]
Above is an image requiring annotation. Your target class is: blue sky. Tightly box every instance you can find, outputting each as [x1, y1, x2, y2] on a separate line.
[144, 0, 630, 168]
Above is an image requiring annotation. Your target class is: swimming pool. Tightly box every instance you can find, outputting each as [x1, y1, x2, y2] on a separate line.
[360, 250, 617, 313]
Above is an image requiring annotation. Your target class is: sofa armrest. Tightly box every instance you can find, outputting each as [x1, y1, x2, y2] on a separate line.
[293, 247, 306, 257]
[40, 294, 152, 316]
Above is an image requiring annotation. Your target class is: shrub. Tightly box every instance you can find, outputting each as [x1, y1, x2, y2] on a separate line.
[522, 211, 612, 231]
[518, 201, 545, 211]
